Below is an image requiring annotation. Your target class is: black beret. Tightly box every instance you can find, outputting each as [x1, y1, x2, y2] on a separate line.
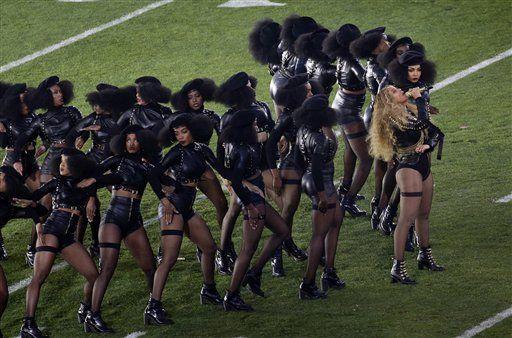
[122, 124, 144, 135]
[260, 21, 281, 46]
[169, 113, 192, 129]
[61, 148, 85, 157]
[335, 23, 361, 46]
[135, 76, 161, 85]
[302, 94, 329, 111]
[389, 36, 413, 53]
[230, 110, 256, 128]
[363, 26, 386, 37]
[398, 50, 425, 66]
[283, 74, 309, 89]
[291, 16, 317, 39]
[3, 83, 27, 97]
[182, 78, 204, 94]
[223, 72, 249, 92]
[38, 76, 59, 90]
[96, 83, 119, 91]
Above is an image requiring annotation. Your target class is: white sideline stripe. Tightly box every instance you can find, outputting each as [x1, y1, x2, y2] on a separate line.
[124, 331, 147, 338]
[432, 48, 512, 92]
[8, 262, 68, 294]
[0, 0, 174, 74]
[455, 306, 512, 338]
[218, 0, 285, 7]
[495, 193, 512, 203]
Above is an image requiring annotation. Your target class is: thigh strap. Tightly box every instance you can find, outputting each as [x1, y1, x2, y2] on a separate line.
[36, 246, 59, 254]
[99, 242, 121, 250]
[346, 130, 367, 139]
[161, 229, 184, 237]
[281, 178, 301, 185]
[400, 191, 423, 197]
[312, 203, 337, 210]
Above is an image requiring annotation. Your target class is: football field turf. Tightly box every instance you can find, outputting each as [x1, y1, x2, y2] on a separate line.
[1, 0, 511, 336]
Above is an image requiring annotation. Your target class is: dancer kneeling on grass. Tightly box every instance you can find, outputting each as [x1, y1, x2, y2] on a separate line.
[369, 86, 444, 285]
[294, 95, 345, 299]
[79, 125, 173, 333]
[16, 149, 100, 338]
[145, 113, 230, 325]
[220, 111, 289, 311]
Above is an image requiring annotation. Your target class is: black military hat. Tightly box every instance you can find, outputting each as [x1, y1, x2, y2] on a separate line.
[96, 83, 119, 91]
[38, 76, 59, 90]
[223, 72, 249, 92]
[135, 76, 161, 85]
[335, 23, 361, 46]
[398, 50, 425, 66]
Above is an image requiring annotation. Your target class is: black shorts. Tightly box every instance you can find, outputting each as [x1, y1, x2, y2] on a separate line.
[41, 147, 63, 175]
[237, 175, 266, 207]
[102, 196, 143, 238]
[301, 162, 337, 199]
[43, 210, 79, 250]
[159, 186, 197, 223]
[3, 149, 39, 180]
[332, 90, 365, 125]
[278, 146, 301, 171]
[397, 153, 431, 181]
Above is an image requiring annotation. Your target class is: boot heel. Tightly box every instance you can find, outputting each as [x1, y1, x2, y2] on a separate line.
[84, 322, 92, 333]
[321, 279, 329, 292]
[77, 313, 83, 324]
[418, 261, 425, 270]
[390, 276, 398, 283]
[223, 301, 233, 311]
[299, 290, 306, 299]
[143, 313, 151, 325]
[200, 294, 207, 305]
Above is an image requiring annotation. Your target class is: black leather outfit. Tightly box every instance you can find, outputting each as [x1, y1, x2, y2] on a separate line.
[117, 103, 173, 136]
[305, 59, 337, 97]
[296, 126, 338, 200]
[331, 58, 367, 125]
[270, 50, 308, 101]
[364, 56, 388, 129]
[187, 107, 221, 138]
[31, 177, 94, 250]
[392, 97, 443, 181]
[14, 106, 85, 175]
[157, 142, 229, 222]
[266, 107, 301, 173]
[66, 113, 120, 164]
[96, 154, 166, 237]
[0, 112, 39, 179]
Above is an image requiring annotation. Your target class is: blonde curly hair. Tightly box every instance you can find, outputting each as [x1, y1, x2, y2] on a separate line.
[368, 86, 411, 161]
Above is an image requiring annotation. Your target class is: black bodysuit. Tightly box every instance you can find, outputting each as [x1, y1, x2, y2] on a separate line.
[305, 59, 337, 97]
[14, 106, 85, 175]
[332, 57, 367, 125]
[186, 107, 221, 138]
[266, 107, 301, 173]
[0, 112, 39, 179]
[364, 56, 388, 128]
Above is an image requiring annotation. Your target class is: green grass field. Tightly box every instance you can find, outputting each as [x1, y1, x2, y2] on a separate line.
[1, 0, 511, 336]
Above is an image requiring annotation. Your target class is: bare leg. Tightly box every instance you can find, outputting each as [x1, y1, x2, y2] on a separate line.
[187, 215, 217, 284]
[198, 169, 228, 231]
[124, 227, 156, 292]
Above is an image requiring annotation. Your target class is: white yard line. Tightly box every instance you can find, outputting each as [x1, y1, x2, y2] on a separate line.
[455, 306, 512, 338]
[218, 0, 285, 7]
[124, 331, 147, 338]
[0, 0, 174, 74]
[495, 193, 512, 203]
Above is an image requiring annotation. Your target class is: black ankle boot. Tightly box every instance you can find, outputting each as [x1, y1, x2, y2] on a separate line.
[405, 226, 415, 252]
[390, 259, 416, 285]
[88, 243, 99, 259]
[20, 317, 48, 338]
[282, 237, 307, 261]
[378, 205, 396, 236]
[242, 269, 265, 297]
[223, 290, 253, 312]
[143, 297, 173, 325]
[270, 246, 285, 277]
[200, 283, 222, 305]
[84, 311, 114, 333]
[0, 240, 7, 261]
[77, 302, 90, 324]
[418, 246, 445, 271]
[337, 184, 365, 201]
[371, 206, 382, 231]
[370, 196, 379, 216]
[156, 245, 163, 265]
[25, 245, 35, 267]
[196, 246, 202, 263]
[342, 195, 367, 217]
[215, 249, 232, 275]
[321, 267, 346, 292]
[299, 279, 327, 300]
[226, 241, 237, 269]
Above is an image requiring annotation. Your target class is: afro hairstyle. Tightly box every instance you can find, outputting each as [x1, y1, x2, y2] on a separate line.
[136, 82, 172, 104]
[159, 113, 214, 147]
[274, 74, 309, 109]
[387, 53, 437, 87]
[248, 18, 282, 65]
[292, 94, 336, 130]
[49, 148, 96, 179]
[31, 76, 75, 109]
[294, 28, 331, 62]
[170, 78, 217, 112]
[279, 14, 318, 53]
[110, 124, 161, 158]
[86, 87, 135, 118]
[215, 74, 255, 109]
[349, 28, 386, 59]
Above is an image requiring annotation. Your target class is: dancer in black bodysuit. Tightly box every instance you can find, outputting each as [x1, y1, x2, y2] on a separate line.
[294, 95, 345, 299]
[248, 18, 282, 77]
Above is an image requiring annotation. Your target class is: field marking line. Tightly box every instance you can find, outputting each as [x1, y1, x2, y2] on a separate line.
[124, 331, 147, 338]
[218, 0, 285, 7]
[7, 261, 68, 294]
[0, 0, 174, 74]
[455, 306, 512, 338]
[495, 193, 512, 203]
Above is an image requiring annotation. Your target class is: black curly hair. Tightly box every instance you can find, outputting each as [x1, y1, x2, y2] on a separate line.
[388, 58, 437, 88]
[0, 84, 35, 121]
[49, 149, 96, 179]
[170, 78, 217, 112]
[322, 23, 361, 60]
[0, 165, 24, 197]
[280, 14, 318, 53]
[30, 77, 75, 110]
[349, 32, 384, 60]
[86, 87, 135, 119]
[110, 125, 161, 158]
[294, 28, 331, 63]
[159, 113, 214, 147]
[293, 94, 336, 130]
[219, 110, 257, 145]
[274, 75, 309, 109]
[137, 82, 172, 104]
[248, 18, 282, 65]
[215, 82, 255, 109]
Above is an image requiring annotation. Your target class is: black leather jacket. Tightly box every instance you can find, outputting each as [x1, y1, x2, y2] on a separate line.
[31, 176, 95, 209]
[0, 112, 38, 149]
[186, 107, 221, 137]
[366, 56, 388, 96]
[336, 57, 366, 91]
[118, 103, 173, 135]
[306, 59, 337, 95]
[281, 50, 308, 76]
[266, 107, 298, 169]
[223, 143, 259, 205]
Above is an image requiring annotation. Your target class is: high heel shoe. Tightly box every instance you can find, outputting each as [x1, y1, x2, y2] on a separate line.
[77, 302, 90, 324]
[390, 259, 417, 285]
[299, 279, 327, 300]
[20, 317, 48, 338]
[226, 241, 238, 269]
[223, 290, 253, 312]
[84, 311, 114, 333]
[337, 184, 365, 201]
[200, 283, 222, 305]
[282, 237, 308, 261]
[143, 297, 173, 325]
[321, 267, 346, 292]
[405, 226, 416, 252]
[215, 249, 232, 275]
[242, 269, 265, 297]
[417, 246, 445, 271]
[270, 246, 285, 277]
[342, 196, 367, 217]
[25, 245, 36, 267]
[371, 206, 382, 231]
[378, 205, 396, 236]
